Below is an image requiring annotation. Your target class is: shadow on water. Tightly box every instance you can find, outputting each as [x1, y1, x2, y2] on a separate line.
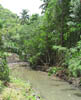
[74, 93, 81, 97]
[61, 88, 76, 91]
[51, 84, 60, 86]
[50, 83, 65, 87]
[51, 79, 63, 82]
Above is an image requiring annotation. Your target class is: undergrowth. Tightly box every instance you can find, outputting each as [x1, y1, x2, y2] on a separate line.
[0, 77, 42, 100]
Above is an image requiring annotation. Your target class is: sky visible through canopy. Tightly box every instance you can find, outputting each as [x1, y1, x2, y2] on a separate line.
[0, 0, 43, 15]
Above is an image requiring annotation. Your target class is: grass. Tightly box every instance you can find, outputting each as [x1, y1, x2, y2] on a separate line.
[0, 77, 42, 100]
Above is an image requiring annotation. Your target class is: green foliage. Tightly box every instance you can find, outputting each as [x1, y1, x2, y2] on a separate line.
[0, 5, 10, 81]
[48, 67, 64, 76]
[0, 20, 3, 29]
[53, 45, 67, 52]
[0, 52, 9, 81]
[0, 77, 41, 100]
[20, 9, 29, 25]
[0, 0, 81, 78]
[67, 41, 81, 77]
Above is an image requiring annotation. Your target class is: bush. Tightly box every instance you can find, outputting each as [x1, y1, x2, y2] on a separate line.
[48, 67, 64, 76]
[68, 57, 81, 77]
[0, 52, 9, 81]
[66, 41, 81, 77]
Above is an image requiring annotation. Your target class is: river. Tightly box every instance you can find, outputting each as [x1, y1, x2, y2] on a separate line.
[9, 63, 81, 100]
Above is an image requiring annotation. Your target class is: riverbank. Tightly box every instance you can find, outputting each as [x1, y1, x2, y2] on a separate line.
[0, 77, 41, 100]
[47, 67, 81, 88]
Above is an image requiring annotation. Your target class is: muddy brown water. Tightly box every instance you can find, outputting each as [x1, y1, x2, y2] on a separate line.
[10, 64, 81, 100]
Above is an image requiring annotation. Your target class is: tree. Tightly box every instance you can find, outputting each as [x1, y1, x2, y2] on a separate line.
[30, 14, 39, 23]
[68, 0, 81, 47]
[0, 20, 3, 48]
[40, 0, 49, 13]
[20, 9, 29, 25]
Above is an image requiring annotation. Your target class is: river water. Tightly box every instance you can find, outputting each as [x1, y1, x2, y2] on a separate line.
[10, 64, 81, 100]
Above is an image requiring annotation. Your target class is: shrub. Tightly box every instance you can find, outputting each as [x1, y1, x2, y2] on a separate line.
[0, 52, 9, 81]
[48, 67, 64, 76]
[67, 41, 81, 77]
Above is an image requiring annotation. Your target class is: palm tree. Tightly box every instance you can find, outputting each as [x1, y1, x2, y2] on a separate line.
[40, 0, 49, 13]
[20, 9, 29, 25]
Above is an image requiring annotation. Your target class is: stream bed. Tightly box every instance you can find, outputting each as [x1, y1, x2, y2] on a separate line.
[10, 64, 81, 100]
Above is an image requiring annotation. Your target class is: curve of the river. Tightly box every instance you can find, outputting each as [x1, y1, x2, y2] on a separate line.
[10, 64, 81, 100]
